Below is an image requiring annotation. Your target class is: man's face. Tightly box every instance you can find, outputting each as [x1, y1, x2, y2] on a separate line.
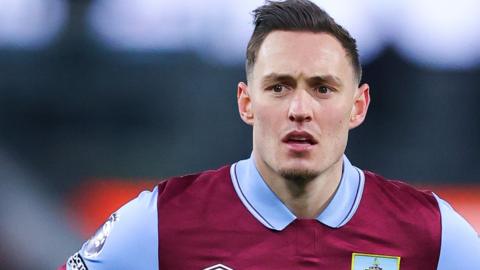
[238, 31, 369, 181]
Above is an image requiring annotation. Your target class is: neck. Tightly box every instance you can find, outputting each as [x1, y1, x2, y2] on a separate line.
[256, 157, 343, 219]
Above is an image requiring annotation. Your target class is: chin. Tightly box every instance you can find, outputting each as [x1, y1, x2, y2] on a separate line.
[278, 167, 320, 182]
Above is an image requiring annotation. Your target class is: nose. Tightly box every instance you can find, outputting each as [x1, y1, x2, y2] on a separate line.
[288, 90, 313, 122]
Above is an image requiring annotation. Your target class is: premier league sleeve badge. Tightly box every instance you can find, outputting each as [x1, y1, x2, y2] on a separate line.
[82, 212, 120, 259]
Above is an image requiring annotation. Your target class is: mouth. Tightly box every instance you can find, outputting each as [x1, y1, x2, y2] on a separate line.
[282, 130, 318, 151]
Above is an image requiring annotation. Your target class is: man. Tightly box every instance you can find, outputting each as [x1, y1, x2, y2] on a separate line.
[61, 1, 480, 269]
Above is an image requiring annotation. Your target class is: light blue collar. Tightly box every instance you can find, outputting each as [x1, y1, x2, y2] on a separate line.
[230, 154, 364, 231]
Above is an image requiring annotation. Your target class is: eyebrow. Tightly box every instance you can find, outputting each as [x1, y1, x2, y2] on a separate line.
[307, 75, 343, 88]
[260, 73, 343, 88]
[261, 74, 296, 87]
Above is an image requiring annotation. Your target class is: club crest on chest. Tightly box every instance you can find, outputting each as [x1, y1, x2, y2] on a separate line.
[351, 252, 401, 270]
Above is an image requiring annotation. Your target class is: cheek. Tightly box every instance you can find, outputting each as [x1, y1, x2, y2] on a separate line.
[253, 104, 288, 160]
[253, 107, 273, 148]
[254, 103, 282, 133]
[317, 102, 337, 117]
[318, 102, 352, 134]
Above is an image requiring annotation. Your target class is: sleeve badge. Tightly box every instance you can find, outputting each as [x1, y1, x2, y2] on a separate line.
[82, 212, 119, 259]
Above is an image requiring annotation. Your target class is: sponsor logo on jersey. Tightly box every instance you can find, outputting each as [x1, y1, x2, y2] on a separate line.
[202, 263, 234, 270]
[351, 253, 401, 270]
[82, 212, 119, 259]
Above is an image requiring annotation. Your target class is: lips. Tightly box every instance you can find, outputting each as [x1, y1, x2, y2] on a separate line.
[282, 130, 318, 145]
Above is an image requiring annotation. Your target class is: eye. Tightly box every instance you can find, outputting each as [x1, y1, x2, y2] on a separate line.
[266, 84, 290, 96]
[314, 86, 334, 95]
[272, 84, 286, 93]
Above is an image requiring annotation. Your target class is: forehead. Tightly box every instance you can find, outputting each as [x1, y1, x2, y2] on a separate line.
[252, 31, 354, 84]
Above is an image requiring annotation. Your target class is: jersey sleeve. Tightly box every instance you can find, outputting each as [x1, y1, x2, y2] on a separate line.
[63, 187, 159, 270]
[433, 193, 480, 269]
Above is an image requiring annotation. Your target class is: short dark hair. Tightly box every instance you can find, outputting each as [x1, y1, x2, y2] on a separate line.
[246, 0, 362, 83]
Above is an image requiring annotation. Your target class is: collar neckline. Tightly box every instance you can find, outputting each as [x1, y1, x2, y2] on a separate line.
[230, 154, 364, 230]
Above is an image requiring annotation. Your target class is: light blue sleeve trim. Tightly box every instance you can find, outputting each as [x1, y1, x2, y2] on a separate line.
[78, 187, 159, 270]
[434, 193, 480, 269]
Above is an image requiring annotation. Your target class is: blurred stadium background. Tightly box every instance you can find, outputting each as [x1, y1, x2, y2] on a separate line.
[0, 0, 479, 269]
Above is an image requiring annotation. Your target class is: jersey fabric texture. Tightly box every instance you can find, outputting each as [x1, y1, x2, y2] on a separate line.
[61, 156, 480, 270]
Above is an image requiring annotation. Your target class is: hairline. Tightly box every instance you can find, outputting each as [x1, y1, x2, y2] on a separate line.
[246, 30, 361, 85]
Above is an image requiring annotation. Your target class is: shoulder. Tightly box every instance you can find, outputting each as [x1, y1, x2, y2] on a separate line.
[363, 170, 439, 209]
[360, 171, 442, 245]
[364, 171, 480, 267]
[64, 165, 233, 270]
[157, 165, 232, 201]
[66, 187, 159, 270]
[434, 194, 480, 268]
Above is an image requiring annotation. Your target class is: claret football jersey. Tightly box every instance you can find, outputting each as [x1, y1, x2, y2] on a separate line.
[62, 155, 480, 270]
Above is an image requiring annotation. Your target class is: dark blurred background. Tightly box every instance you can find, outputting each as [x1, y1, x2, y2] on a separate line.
[0, 0, 479, 269]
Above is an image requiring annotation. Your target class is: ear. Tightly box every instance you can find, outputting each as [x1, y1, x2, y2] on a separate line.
[349, 83, 370, 129]
[237, 82, 254, 126]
